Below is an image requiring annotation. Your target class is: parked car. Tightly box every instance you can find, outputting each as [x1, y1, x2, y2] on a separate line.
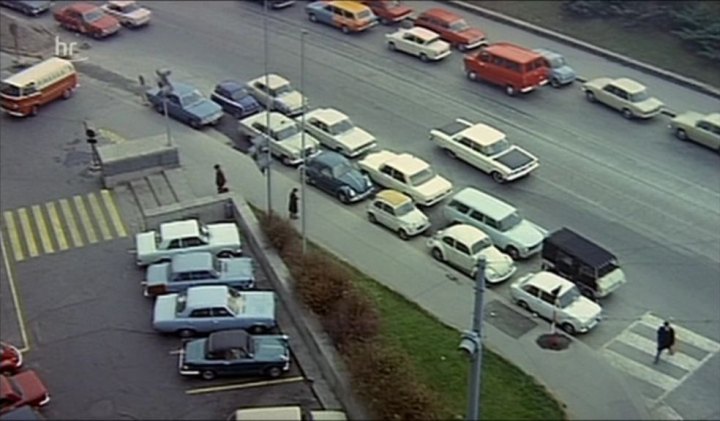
[247, 0, 295, 9]
[238, 111, 321, 166]
[427, 224, 515, 283]
[135, 219, 242, 266]
[0, 343, 21, 374]
[463, 43, 549, 96]
[541, 228, 626, 299]
[0, 371, 50, 415]
[179, 329, 290, 380]
[306, 0, 378, 34]
[444, 187, 546, 259]
[668, 111, 720, 152]
[358, 150, 453, 207]
[429, 118, 539, 183]
[210, 80, 262, 119]
[53, 2, 121, 39]
[229, 406, 347, 421]
[510, 271, 602, 335]
[145, 81, 224, 129]
[413, 8, 485, 51]
[246, 74, 306, 116]
[153, 285, 277, 337]
[533, 48, 576, 88]
[300, 108, 377, 157]
[386, 27, 452, 62]
[367, 189, 430, 240]
[143, 252, 255, 297]
[100, 0, 151, 27]
[304, 151, 375, 203]
[359, 0, 411, 24]
[0, 0, 52, 16]
[582, 77, 664, 119]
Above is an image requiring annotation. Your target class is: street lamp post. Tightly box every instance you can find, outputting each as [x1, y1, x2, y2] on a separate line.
[155, 68, 173, 147]
[300, 29, 308, 255]
[460, 258, 486, 421]
[263, 0, 273, 215]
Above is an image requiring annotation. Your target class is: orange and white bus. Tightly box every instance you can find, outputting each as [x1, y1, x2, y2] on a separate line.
[1, 57, 78, 117]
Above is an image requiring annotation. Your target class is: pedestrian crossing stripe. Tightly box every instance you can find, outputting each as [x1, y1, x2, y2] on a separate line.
[0, 190, 128, 262]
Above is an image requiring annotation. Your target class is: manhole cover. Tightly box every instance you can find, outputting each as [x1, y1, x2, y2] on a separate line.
[536, 333, 571, 351]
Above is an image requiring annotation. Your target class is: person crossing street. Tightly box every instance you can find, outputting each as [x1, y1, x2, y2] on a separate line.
[654, 320, 676, 364]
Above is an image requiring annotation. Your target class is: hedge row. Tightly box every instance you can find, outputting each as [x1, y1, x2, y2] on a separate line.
[259, 213, 442, 419]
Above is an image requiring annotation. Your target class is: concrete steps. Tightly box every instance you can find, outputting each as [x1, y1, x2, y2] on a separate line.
[122, 169, 197, 221]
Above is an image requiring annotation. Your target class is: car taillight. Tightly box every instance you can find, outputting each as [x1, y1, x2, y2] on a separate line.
[147, 285, 166, 296]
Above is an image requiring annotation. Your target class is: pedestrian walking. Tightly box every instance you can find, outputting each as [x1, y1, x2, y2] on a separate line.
[288, 188, 299, 220]
[654, 320, 676, 364]
[215, 164, 228, 193]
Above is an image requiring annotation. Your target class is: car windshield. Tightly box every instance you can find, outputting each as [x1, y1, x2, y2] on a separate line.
[181, 90, 204, 107]
[357, 10, 372, 19]
[498, 212, 523, 232]
[548, 56, 566, 68]
[408, 168, 435, 186]
[330, 119, 354, 135]
[0, 83, 21, 97]
[230, 87, 249, 101]
[227, 289, 243, 315]
[629, 90, 650, 102]
[176, 293, 187, 314]
[557, 287, 581, 308]
[449, 19, 469, 32]
[272, 124, 299, 141]
[270, 84, 292, 97]
[427, 36, 442, 45]
[483, 138, 511, 155]
[395, 201, 415, 216]
[83, 10, 104, 22]
[470, 237, 492, 254]
[331, 162, 353, 178]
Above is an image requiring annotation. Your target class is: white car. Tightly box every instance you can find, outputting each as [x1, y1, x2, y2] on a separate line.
[246, 74, 306, 116]
[582, 77, 664, 119]
[230, 406, 346, 421]
[668, 111, 720, 152]
[367, 189, 431, 240]
[100, 0, 151, 27]
[238, 111, 321, 166]
[429, 119, 539, 183]
[135, 220, 242, 266]
[510, 271, 602, 335]
[386, 27, 451, 62]
[426, 224, 516, 283]
[358, 150, 453, 207]
[300, 108, 377, 158]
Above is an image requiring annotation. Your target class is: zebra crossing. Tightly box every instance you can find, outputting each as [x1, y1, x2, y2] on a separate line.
[1, 190, 128, 262]
[602, 312, 720, 408]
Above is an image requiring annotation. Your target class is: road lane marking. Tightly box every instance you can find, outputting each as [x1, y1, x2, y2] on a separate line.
[16, 208, 38, 258]
[614, 330, 700, 372]
[31, 205, 54, 254]
[59, 199, 83, 248]
[73, 195, 97, 244]
[101, 190, 127, 237]
[2, 211, 24, 261]
[603, 348, 678, 391]
[185, 376, 304, 395]
[641, 313, 720, 353]
[0, 229, 30, 352]
[45, 202, 69, 251]
[87, 192, 112, 241]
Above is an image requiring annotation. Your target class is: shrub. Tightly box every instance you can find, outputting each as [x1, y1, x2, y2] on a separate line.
[294, 251, 352, 315]
[259, 213, 298, 255]
[324, 289, 381, 350]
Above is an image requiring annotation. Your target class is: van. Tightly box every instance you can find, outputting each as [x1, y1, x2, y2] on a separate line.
[443, 187, 546, 259]
[541, 228, 627, 299]
[463, 42, 548, 96]
[1, 57, 78, 117]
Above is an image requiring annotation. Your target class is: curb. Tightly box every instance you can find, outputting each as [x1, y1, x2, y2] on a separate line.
[448, 1, 720, 100]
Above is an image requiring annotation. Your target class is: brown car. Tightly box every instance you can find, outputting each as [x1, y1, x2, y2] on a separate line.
[413, 8, 486, 51]
[53, 2, 121, 39]
[0, 371, 50, 415]
[359, 0, 412, 24]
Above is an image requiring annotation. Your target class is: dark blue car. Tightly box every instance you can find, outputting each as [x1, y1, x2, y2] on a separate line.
[210, 80, 262, 119]
[305, 151, 375, 204]
[0, 0, 52, 16]
[145, 82, 224, 129]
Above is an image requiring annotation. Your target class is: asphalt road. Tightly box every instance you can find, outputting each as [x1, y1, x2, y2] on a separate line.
[2, 0, 719, 419]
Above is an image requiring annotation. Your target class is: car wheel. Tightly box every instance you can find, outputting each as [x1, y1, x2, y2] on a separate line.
[491, 171, 505, 183]
[622, 108, 634, 120]
[457, 43, 467, 52]
[178, 329, 196, 338]
[92, 32, 102, 40]
[431, 247, 444, 262]
[467, 70, 478, 81]
[266, 366, 283, 378]
[419, 53, 429, 62]
[675, 128, 688, 141]
[281, 155, 292, 166]
[517, 300, 530, 311]
[341, 26, 349, 34]
[337, 191, 350, 204]
[190, 119, 202, 129]
[308, 13, 317, 23]
[250, 325, 267, 334]
[444, 148, 457, 159]
[155, 258, 171, 264]
[561, 323, 576, 335]
[217, 250, 234, 258]
[380, 17, 390, 25]
[585, 91, 596, 102]
[398, 229, 409, 241]
[505, 246, 520, 260]
[551, 78, 561, 88]
[29, 105, 38, 117]
[505, 85, 516, 96]
[201, 370, 216, 380]
[368, 212, 377, 224]
[154, 103, 164, 113]
[387, 42, 396, 51]
[61, 88, 73, 99]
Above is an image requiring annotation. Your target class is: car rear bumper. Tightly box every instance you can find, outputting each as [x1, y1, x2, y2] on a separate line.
[504, 161, 540, 182]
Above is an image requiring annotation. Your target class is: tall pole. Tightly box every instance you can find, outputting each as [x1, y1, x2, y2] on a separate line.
[464, 258, 485, 421]
[263, 0, 273, 215]
[300, 30, 308, 255]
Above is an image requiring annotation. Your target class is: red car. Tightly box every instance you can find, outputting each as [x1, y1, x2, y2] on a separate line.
[0, 343, 22, 374]
[0, 371, 50, 415]
[359, 0, 412, 24]
[53, 2, 121, 39]
[413, 8, 486, 51]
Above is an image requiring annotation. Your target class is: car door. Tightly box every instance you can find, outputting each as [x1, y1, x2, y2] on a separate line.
[472, 211, 504, 247]
[252, 81, 270, 105]
[226, 347, 255, 376]
[521, 284, 543, 311]
[535, 289, 557, 320]
[166, 94, 184, 120]
[212, 306, 238, 330]
[696, 120, 720, 148]
[401, 32, 417, 55]
[212, 86, 234, 114]
[171, 271, 193, 292]
[67, 9, 83, 31]
[453, 239, 475, 274]
[315, 165, 335, 194]
[379, 202, 398, 230]
[187, 308, 214, 332]
[377, 164, 397, 189]
[182, 236, 209, 253]
[310, 118, 333, 147]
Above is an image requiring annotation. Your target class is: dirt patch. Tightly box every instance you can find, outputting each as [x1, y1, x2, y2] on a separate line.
[0, 11, 55, 60]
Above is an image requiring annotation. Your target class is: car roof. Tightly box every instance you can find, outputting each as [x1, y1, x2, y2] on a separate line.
[376, 189, 411, 207]
[441, 224, 488, 244]
[311, 150, 348, 167]
[544, 228, 616, 267]
[108, 0, 137, 7]
[217, 80, 246, 92]
[312, 108, 348, 126]
[69, 2, 98, 13]
[186, 285, 229, 307]
[232, 407, 302, 421]
[420, 7, 461, 22]
[407, 26, 440, 41]
[330, 1, 370, 13]
[484, 43, 543, 64]
[207, 329, 248, 353]
[704, 113, 720, 125]
[1, 57, 74, 88]
[160, 220, 200, 240]
[254, 74, 290, 90]
[390, 153, 429, 174]
[461, 123, 505, 146]
[452, 187, 516, 220]
[612, 78, 646, 94]
[526, 271, 574, 294]
[171, 252, 213, 272]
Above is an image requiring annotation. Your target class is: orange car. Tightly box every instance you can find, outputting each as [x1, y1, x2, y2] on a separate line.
[413, 8, 486, 51]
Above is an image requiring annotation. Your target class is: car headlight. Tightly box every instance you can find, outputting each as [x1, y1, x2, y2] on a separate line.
[182, 365, 189, 370]
[347, 188, 356, 197]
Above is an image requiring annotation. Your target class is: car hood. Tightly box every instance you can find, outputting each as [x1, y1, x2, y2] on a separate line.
[153, 294, 177, 324]
[276, 91, 304, 111]
[564, 297, 602, 322]
[207, 224, 241, 248]
[479, 246, 514, 274]
[337, 170, 373, 193]
[672, 110, 704, 125]
[146, 262, 171, 287]
[181, 338, 207, 365]
[414, 175, 452, 199]
[221, 257, 255, 281]
[240, 292, 276, 319]
[280, 133, 321, 152]
[92, 15, 120, 30]
[553, 65, 576, 79]
[12, 371, 48, 402]
[458, 28, 485, 42]
[635, 97, 664, 113]
[336, 128, 376, 151]
[253, 335, 290, 361]
[185, 100, 223, 119]
[136, 231, 157, 258]
[494, 147, 537, 171]
[505, 220, 545, 248]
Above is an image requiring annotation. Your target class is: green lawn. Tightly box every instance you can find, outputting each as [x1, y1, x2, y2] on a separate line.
[469, 1, 720, 88]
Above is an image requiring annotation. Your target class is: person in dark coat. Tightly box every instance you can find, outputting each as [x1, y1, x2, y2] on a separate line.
[654, 320, 676, 364]
[215, 164, 228, 193]
[288, 188, 299, 220]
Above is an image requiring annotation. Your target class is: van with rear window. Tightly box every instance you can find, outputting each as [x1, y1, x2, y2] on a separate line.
[0, 57, 78, 117]
[463, 42, 548, 96]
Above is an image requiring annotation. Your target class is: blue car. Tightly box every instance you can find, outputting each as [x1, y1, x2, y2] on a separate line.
[533, 48, 577, 88]
[0, 0, 52, 16]
[305, 151, 375, 204]
[210, 80, 262, 119]
[145, 82, 224, 129]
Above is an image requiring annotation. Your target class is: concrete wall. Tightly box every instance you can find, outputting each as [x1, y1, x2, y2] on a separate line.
[98, 135, 180, 188]
[141, 194, 233, 231]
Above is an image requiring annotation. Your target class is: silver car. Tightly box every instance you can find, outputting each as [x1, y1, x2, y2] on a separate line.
[533, 48, 576, 88]
[367, 189, 430, 240]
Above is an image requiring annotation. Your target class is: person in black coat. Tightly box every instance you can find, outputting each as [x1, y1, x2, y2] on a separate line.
[215, 164, 228, 193]
[288, 188, 299, 220]
[654, 320, 676, 364]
